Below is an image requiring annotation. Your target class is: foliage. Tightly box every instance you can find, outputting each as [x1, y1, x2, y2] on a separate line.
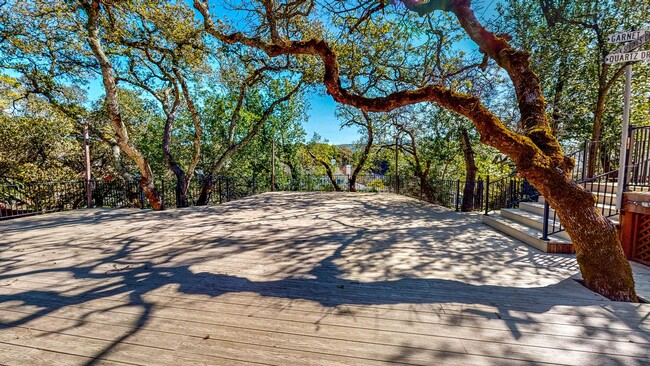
[499, 0, 650, 143]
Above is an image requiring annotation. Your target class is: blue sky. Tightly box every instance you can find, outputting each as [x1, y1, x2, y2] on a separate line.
[299, 0, 501, 144]
[81, 1, 500, 145]
[304, 94, 359, 144]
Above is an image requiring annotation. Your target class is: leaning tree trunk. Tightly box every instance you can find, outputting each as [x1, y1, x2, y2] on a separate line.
[417, 168, 435, 203]
[325, 166, 343, 192]
[309, 151, 343, 191]
[349, 119, 374, 192]
[460, 128, 478, 212]
[193, 0, 637, 301]
[196, 174, 213, 206]
[530, 167, 636, 301]
[83, 1, 161, 210]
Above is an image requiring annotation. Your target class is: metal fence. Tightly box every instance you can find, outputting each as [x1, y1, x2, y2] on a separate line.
[627, 125, 650, 188]
[0, 177, 239, 220]
[0, 180, 88, 219]
[0, 173, 396, 220]
[483, 174, 539, 214]
[1, 172, 528, 221]
[395, 175, 486, 211]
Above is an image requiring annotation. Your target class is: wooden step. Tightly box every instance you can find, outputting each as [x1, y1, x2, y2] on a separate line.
[482, 214, 574, 254]
[501, 208, 572, 241]
[519, 201, 553, 216]
[581, 181, 619, 194]
[593, 191, 618, 206]
[520, 202, 619, 222]
[541, 191, 617, 206]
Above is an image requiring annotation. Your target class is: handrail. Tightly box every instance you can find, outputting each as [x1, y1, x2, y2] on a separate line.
[544, 126, 650, 237]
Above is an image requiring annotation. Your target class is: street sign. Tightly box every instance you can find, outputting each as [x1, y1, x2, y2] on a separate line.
[606, 30, 650, 208]
[611, 31, 650, 54]
[604, 50, 650, 64]
[608, 30, 650, 43]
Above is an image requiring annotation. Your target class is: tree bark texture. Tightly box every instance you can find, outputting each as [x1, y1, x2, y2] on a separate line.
[399, 128, 435, 203]
[83, 1, 161, 210]
[349, 113, 374, 192]
[194, 0, 637, 300]
[195, 78, 301, 205]
[418, 161, 435, 203]
[197, 174, 213, 206]
[460, 128, 478, 212]
[309, 151, 343, 192]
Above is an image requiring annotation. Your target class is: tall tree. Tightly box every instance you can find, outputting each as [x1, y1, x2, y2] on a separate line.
[80, 0, 164, 209]
[337, 108, 376, 192]
[194, 0, 638, 300]
[109, 1, 205, 207]
[459, 126, 478, 212]
[502, 0, 650, 176]
[196, 63, 303, 205]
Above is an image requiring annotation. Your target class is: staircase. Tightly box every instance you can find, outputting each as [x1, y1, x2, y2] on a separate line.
[482, 183, 620, 254]
[481, 126, 650, 254]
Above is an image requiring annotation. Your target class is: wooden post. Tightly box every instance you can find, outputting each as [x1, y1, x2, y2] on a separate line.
[271, 137, 276, 191]
[394, 135, 399, 195]
[83, 123, 92, 208]
[617, 63, 633, 209]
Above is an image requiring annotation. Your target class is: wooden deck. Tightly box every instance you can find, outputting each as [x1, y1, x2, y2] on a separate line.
[0, 192, 648, 365]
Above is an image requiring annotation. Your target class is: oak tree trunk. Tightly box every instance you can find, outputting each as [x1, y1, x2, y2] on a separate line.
[417, 162, 435, 203]
[197, 174, 213, 206]
[175, 177, 190, 208]
[349, 117, 374, 192]
[460, 128, 478, 212]
[194, 0, 638, 301]
[83, 0, 161, 210]
[529, 168, 636, 301]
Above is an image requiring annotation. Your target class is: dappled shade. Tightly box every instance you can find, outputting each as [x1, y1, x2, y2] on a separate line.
[1, 193, 648, 365]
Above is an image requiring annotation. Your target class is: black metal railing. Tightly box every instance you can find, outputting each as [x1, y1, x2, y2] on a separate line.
[273, 174, 392, 192]
[0, 176, 255, 220]
[627, 126, 650, 188]
[92, 179, 142, 208]
[483, 174, 539, 214]
[432, 178, 484, 211]
[569, 138, 619, 183]
[397, 175, 486, 211]
[1, 180, 89, 219]
[542, 169, 620, 239]
[544, 125, 650, 238]
[0, 173, 396, 220]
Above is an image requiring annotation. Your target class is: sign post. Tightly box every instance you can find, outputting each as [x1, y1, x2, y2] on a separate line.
[605, 30, 649, 209]
[615, 65, 632, 210]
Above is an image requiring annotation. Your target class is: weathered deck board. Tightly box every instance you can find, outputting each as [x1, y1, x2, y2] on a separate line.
[1, 192, 649, 365]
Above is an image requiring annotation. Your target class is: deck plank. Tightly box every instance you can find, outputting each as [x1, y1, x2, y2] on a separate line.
[1, 192, 649, 365]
